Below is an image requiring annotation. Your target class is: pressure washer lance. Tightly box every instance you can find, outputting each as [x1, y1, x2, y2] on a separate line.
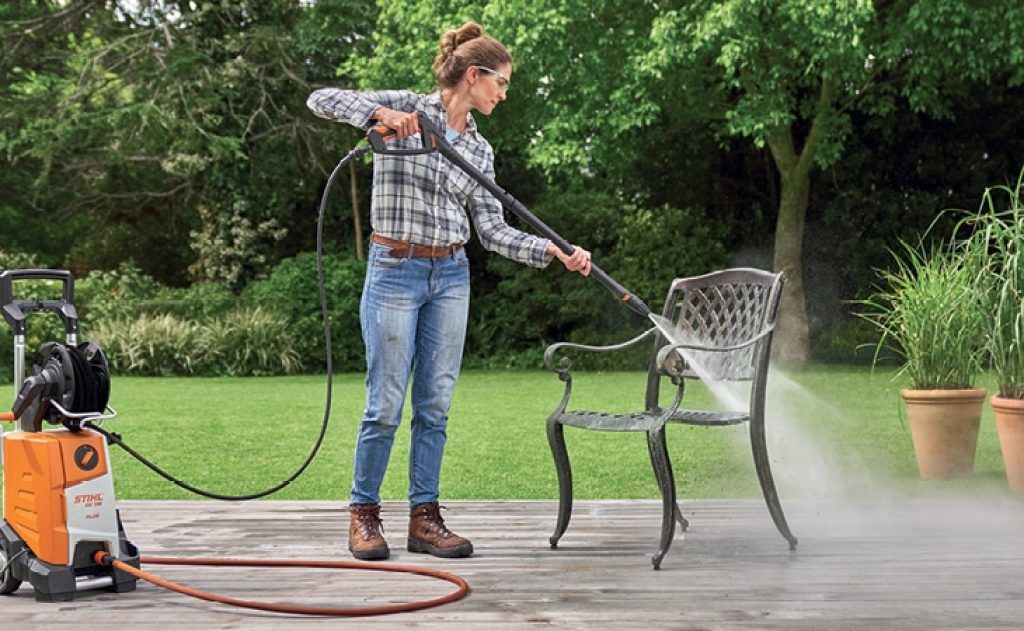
[367, 113, 654, 319]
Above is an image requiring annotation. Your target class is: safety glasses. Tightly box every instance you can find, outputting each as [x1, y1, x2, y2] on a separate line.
[474, 65, 510, 92]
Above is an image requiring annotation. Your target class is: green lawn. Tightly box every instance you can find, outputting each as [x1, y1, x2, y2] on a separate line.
[0, 365, 1011, 501]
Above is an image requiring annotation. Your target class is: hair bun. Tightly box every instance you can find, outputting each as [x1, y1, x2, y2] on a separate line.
[439, 21, 483, 60]
[452, 21, 483, 48]
[439, 31, 459, 60]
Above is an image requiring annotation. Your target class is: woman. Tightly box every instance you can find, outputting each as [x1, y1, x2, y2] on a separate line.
[308, 21, 591, 561]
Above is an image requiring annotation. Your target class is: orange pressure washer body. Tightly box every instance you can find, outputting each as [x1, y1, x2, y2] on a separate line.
[1, 427, 140, 601]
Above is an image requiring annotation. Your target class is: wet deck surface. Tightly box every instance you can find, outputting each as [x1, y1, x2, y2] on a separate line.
[3, 497, 1024, 630]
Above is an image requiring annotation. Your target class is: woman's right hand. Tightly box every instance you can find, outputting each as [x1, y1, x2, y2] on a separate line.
[373, 107, 420, 139]
[548, 243, 592, 276]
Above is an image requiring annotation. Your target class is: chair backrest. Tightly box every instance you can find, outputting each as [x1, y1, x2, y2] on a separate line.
[648, 268, 785, 387]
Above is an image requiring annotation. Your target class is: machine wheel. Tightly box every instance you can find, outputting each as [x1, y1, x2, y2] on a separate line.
[0, 546, 23, 594]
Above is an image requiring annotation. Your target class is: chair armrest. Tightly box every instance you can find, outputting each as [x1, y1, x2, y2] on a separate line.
[655, 328, 773, 375]
[544, 327, 662, 421]
[543, 327, 657, 374]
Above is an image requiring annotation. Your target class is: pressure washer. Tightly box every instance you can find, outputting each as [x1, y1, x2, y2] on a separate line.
[0, 111, 656, 614]
[0, 269, 137, 602]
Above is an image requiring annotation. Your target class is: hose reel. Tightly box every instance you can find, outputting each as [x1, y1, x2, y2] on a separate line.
[11, 341, 113, 432]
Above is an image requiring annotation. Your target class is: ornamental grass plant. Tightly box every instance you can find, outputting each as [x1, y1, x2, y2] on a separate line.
[960, 167, 1024, 399]
[858, 236, 988, 390]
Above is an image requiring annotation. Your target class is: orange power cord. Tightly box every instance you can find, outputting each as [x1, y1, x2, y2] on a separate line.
[94, 551, 469, 617]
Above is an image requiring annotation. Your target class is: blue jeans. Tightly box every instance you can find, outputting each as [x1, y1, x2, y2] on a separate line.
[351, 242, 470, 506]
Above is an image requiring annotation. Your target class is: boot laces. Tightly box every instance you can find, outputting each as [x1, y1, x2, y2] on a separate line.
[352, 506, 385, 540]
[419, 504, 455, 539]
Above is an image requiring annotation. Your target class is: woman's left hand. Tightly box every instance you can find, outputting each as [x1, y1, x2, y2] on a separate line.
[549, 243, 592, 276]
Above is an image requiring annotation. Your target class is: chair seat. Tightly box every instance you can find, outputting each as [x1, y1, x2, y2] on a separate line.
[556, 410, 663, 431]
[555, 408, 750, 431]
[668, 409, 749, 426]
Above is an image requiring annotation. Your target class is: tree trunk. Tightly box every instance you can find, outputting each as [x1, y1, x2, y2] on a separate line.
[764, 80, 834, 365]
[349, 159, 364, 261]
[772, 164, 811, 364]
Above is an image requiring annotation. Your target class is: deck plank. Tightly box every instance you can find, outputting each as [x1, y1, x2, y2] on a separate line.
[2, 497, 1023, 630]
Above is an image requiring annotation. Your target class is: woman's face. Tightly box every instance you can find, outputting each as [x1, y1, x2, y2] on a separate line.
[469, 62, 511, 115]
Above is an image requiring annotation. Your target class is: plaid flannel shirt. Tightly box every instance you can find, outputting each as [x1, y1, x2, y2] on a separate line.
[307, 89, 552, 268]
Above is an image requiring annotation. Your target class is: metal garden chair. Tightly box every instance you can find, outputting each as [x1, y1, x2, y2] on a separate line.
[543, 268, 798, 569]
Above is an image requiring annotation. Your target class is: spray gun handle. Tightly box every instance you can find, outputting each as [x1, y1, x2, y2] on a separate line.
[366, 112, 442, 155]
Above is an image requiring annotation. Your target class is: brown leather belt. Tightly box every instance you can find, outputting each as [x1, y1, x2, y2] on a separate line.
[372, 234, 463, 259]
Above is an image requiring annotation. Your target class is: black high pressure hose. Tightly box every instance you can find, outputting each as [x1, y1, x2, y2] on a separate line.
[88, 145, 371, 501]
[91, 113, 653, 498]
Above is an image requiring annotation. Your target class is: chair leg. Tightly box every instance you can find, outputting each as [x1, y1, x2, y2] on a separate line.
[675, 504, 689, 532]
[749, 416, 798, 550]
[546, 418, 573, 548]
[647, 428, 676, 570]
[647, 428, 688, 532]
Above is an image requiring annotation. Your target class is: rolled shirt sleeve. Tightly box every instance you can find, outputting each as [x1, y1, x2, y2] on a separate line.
[307, 88, 419, 129]
[467, 146, 553, 268]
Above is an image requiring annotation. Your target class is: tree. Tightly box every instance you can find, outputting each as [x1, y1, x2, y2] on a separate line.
[642, 0, 1024, 362]
[360, 0, 1022, 362]
[0, 0, 377, 285]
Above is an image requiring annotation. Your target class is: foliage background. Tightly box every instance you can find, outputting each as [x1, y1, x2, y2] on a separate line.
[2, 0, 1024, 377]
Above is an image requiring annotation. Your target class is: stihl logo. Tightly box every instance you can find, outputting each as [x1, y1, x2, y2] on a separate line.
[74, 494, 104, 507]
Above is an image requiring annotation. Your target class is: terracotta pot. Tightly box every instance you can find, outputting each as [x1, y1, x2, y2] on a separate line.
[901, 388, 986, 480]
[990, 395, 1024, 492]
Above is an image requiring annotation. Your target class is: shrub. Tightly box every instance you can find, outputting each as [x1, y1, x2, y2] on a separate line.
[147, 282, 237, 321]
[608, 204, 730, 310]
[0, 249, 41, 271]
[245, 252, 366, 372]
[810, 316, 885, 364]
[201, 306, 302, 376]
[75, 262, 162, 326]
[90, 313, 207, 376]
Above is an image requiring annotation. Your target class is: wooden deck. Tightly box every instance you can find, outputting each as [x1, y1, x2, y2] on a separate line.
[3, 496, 1023, 630]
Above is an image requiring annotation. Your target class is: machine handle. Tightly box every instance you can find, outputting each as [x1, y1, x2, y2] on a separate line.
[0, 268, 78, 336]
[0, 269, 74, 305]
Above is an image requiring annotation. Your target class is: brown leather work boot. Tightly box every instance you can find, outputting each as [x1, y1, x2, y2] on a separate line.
[349, 503, 389, 560]
[407, 502, 474, 558]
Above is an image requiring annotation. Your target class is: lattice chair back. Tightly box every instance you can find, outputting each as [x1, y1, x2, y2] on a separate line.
[656, 268, 785, 382]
